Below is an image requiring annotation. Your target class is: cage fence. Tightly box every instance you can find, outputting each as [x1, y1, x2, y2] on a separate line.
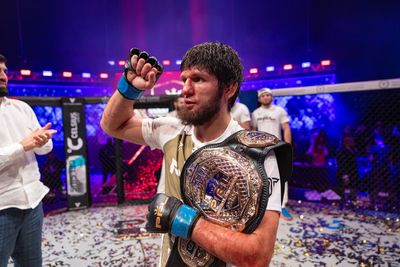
[273, 81, 400, 213]
[27, 79, 400, 214]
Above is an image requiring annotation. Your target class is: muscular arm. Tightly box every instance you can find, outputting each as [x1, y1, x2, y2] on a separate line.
[100, 91, 146, 145]
[101, 52, 159, 145]
[192, 210, 280, 267]
[282, 122, 292, 144]
[146, 149, 283, 266]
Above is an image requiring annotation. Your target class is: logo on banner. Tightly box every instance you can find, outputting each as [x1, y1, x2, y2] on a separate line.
[67, 112, 84, 153]
[67, 155, 87, 196]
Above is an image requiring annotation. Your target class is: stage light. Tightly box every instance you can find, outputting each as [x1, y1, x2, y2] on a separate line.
[82, 73, 91, 78]
[108, 60, 115, 66]
[118, 60, 125, 66]
[249, 68, 258, 74]
[20, 69, 31, 76]
[266, 66, 275, 72]
[100, 73, 109, 79]
[162, 60, 171, 66]
[283, 64, 293, 70]
[176, 60, 182, 65]
[302, 62, 311, 68]
[321, 60, 331, 66]
[62, 72, 72, 78]
[42, 71, 53, 77]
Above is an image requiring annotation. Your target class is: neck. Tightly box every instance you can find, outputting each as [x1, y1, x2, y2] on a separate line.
[194, 110, 231, 143]
[262, 103, 272, 108]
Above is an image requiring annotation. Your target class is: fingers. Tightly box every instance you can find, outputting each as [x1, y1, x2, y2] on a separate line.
[44, 129, 58, 138]
[135, 57, 146, 76]
[42, 122, 52, 130]
[40, 123, 57, 137]
[126, 48, 163, 84]
[35, 123, 57, 145]
[134, 60, 159, 87]
[129, 54, 139, 72]
[144, 68, 157, 88]
[33, 134, 50, 147]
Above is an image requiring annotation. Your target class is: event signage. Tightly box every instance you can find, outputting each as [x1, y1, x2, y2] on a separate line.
[62, 97, 91, 209]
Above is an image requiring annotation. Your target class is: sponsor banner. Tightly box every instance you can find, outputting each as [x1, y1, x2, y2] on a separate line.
[62, 97, 91, 209]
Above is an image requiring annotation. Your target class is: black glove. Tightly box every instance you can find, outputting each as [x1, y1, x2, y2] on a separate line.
[124, 47, 163, 81]
[117, 48, 164, 100]
[146, 193, 201, 239]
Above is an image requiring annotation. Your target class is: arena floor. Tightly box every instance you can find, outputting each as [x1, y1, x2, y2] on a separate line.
[9, 201, 400, 267]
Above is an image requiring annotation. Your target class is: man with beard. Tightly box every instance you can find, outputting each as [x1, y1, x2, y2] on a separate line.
[0, 54, 57, 266]
[252, 88, 293, 221]
[101, 43, 289, 267]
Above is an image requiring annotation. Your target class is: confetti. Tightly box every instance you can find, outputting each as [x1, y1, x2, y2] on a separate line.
[274, 200, 400, 266]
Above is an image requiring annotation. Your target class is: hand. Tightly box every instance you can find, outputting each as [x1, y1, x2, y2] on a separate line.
[20, 122, 57, 151]
[125, 49, 163, 90]
[146, 193, 201, 239]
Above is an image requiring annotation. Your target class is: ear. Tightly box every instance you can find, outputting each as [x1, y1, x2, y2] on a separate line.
[224, 82, 238, 100]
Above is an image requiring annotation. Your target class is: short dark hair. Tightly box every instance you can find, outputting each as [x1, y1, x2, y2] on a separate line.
[180, 42, 243, 110]
[0, 54, 6, 64]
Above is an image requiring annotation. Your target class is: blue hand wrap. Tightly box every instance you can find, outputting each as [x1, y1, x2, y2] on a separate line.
[171, 204, 198, 239]
[117, 75, 144, 100]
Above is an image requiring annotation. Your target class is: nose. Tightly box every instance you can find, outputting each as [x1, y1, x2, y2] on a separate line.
[182, 79, 193, 96]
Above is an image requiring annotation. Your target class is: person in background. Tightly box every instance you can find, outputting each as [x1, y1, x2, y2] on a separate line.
[368, 135, 390, 198]
[336, 134, 358, 199]
[230, 99, 251, 130]
[101, 43, 291, 266]
[252, 87, 293, 221]
[0, 54, 57, 267]
[166, 94, 185, 118]
[306, 129, 329, 167]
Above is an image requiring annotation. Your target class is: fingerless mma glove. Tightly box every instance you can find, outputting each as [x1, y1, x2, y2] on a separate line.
[146, 193, 201, 240]
[117, 47, 164, 100]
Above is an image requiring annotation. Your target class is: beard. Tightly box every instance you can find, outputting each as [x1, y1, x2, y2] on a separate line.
[0, 86, 8, 97]
[178, 91, 222, 126]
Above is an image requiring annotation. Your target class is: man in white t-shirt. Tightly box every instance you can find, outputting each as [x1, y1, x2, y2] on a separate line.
[230, 101, 251, 130]
[101, 43, 291, 266]
[252, 87, 293, 221]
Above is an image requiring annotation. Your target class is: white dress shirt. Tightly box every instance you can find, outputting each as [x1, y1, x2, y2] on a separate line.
[0, 97, 51, 210]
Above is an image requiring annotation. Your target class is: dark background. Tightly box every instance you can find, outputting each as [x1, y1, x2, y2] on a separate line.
[1, 0, 399, 83]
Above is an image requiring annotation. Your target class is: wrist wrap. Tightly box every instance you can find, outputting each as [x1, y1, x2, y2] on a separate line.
[117, 75, 144, 100]
[170, 204, 200, 239]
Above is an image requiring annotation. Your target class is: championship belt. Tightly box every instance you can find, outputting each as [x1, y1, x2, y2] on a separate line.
[166, 130, 293, 267]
